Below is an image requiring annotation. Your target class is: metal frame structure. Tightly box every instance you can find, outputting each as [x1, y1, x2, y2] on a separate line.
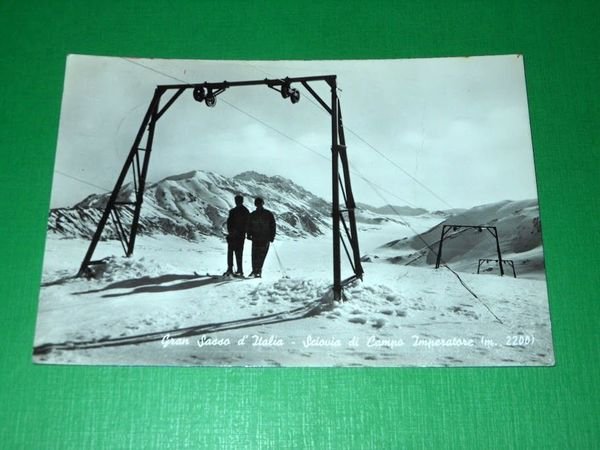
[477, 258, 516, 277]
[434, 225, 505, 276]
[77, 75, 364, 300]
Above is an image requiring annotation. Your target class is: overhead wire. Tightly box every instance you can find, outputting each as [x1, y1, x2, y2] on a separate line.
[123, 59, 419, 208]
[244, 62, 454, 210]
[241, 63, 502, 323]
[54, 170, 111, 193]
[116, 58, 502, 322]
[122, 59, 447, 212]
[243, 63, 502, 322]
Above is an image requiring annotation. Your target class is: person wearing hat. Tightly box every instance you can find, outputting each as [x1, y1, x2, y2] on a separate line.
[246, 197, 276, 278]
[223, 194, 250, 276]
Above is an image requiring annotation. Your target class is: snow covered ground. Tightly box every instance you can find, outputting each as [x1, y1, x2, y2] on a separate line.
[33, 216, 554, 367]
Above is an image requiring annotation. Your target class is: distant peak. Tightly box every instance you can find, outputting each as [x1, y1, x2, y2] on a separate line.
[233, 171, 270, 180]
[235, 171, 293, 184]
[160, 170, 223, 183]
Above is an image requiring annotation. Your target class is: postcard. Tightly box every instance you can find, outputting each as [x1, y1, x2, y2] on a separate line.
[33, 55, 554, 366]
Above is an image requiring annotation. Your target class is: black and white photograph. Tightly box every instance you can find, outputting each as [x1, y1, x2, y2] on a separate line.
[33, 55, 554, 367]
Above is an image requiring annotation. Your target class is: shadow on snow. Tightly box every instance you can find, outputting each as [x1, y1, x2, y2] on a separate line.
[33, 291, 332, 356]
[71, 274, 235, 297]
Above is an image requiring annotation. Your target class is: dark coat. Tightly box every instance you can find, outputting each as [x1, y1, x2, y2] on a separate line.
[227, 205, 250, 242]
[246, 208, 276, 244]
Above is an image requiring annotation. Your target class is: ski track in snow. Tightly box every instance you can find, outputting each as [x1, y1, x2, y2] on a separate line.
[33, 219, 554, 367]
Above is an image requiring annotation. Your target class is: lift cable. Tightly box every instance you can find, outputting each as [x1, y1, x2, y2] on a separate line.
[121, 59, 418, 208]
[117, 58, 502, 322]
[240, 64, 502, 322]
[361, 179, 503, 323]
[125, 58, 450, 211]
[244, 62, 454, 210]
[54, 170, 112, 193]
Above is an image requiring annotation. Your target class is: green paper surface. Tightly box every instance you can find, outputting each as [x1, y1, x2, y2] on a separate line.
[0, 1, 598, 448]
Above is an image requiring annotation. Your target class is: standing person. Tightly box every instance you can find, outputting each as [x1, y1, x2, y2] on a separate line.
[246, 197, 276, 278]
[223, 194, 249, 277]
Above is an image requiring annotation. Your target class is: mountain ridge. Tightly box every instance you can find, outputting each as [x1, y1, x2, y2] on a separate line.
[49, 170, 330, 241]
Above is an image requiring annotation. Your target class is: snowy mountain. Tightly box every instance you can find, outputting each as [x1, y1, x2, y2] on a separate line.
[49, 170, 332, 241]
[367, 199, 545, 278]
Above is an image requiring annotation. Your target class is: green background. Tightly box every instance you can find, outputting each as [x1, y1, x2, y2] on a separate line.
[1, 1, 598, 448]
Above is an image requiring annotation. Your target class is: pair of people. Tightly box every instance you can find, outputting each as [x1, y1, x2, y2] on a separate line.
[224, 195, 276, 278]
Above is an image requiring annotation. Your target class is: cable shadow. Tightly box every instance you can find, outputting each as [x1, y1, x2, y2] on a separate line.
[73, 273, 211, 296]
[33, 291, 334, 355]
[100, 275, 239, 298]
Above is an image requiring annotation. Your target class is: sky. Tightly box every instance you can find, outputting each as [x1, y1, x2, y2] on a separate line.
[51, 55, 540, 210]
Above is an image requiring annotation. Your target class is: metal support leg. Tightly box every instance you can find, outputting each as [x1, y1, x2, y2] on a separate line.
[435, 226, 447, 268]
[491, 228, 505, 276]
[78, 88, 164, 276]
[127, 87, 163, 255]
[331, 82, 341, 301]
[336, 100, 363, 279]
